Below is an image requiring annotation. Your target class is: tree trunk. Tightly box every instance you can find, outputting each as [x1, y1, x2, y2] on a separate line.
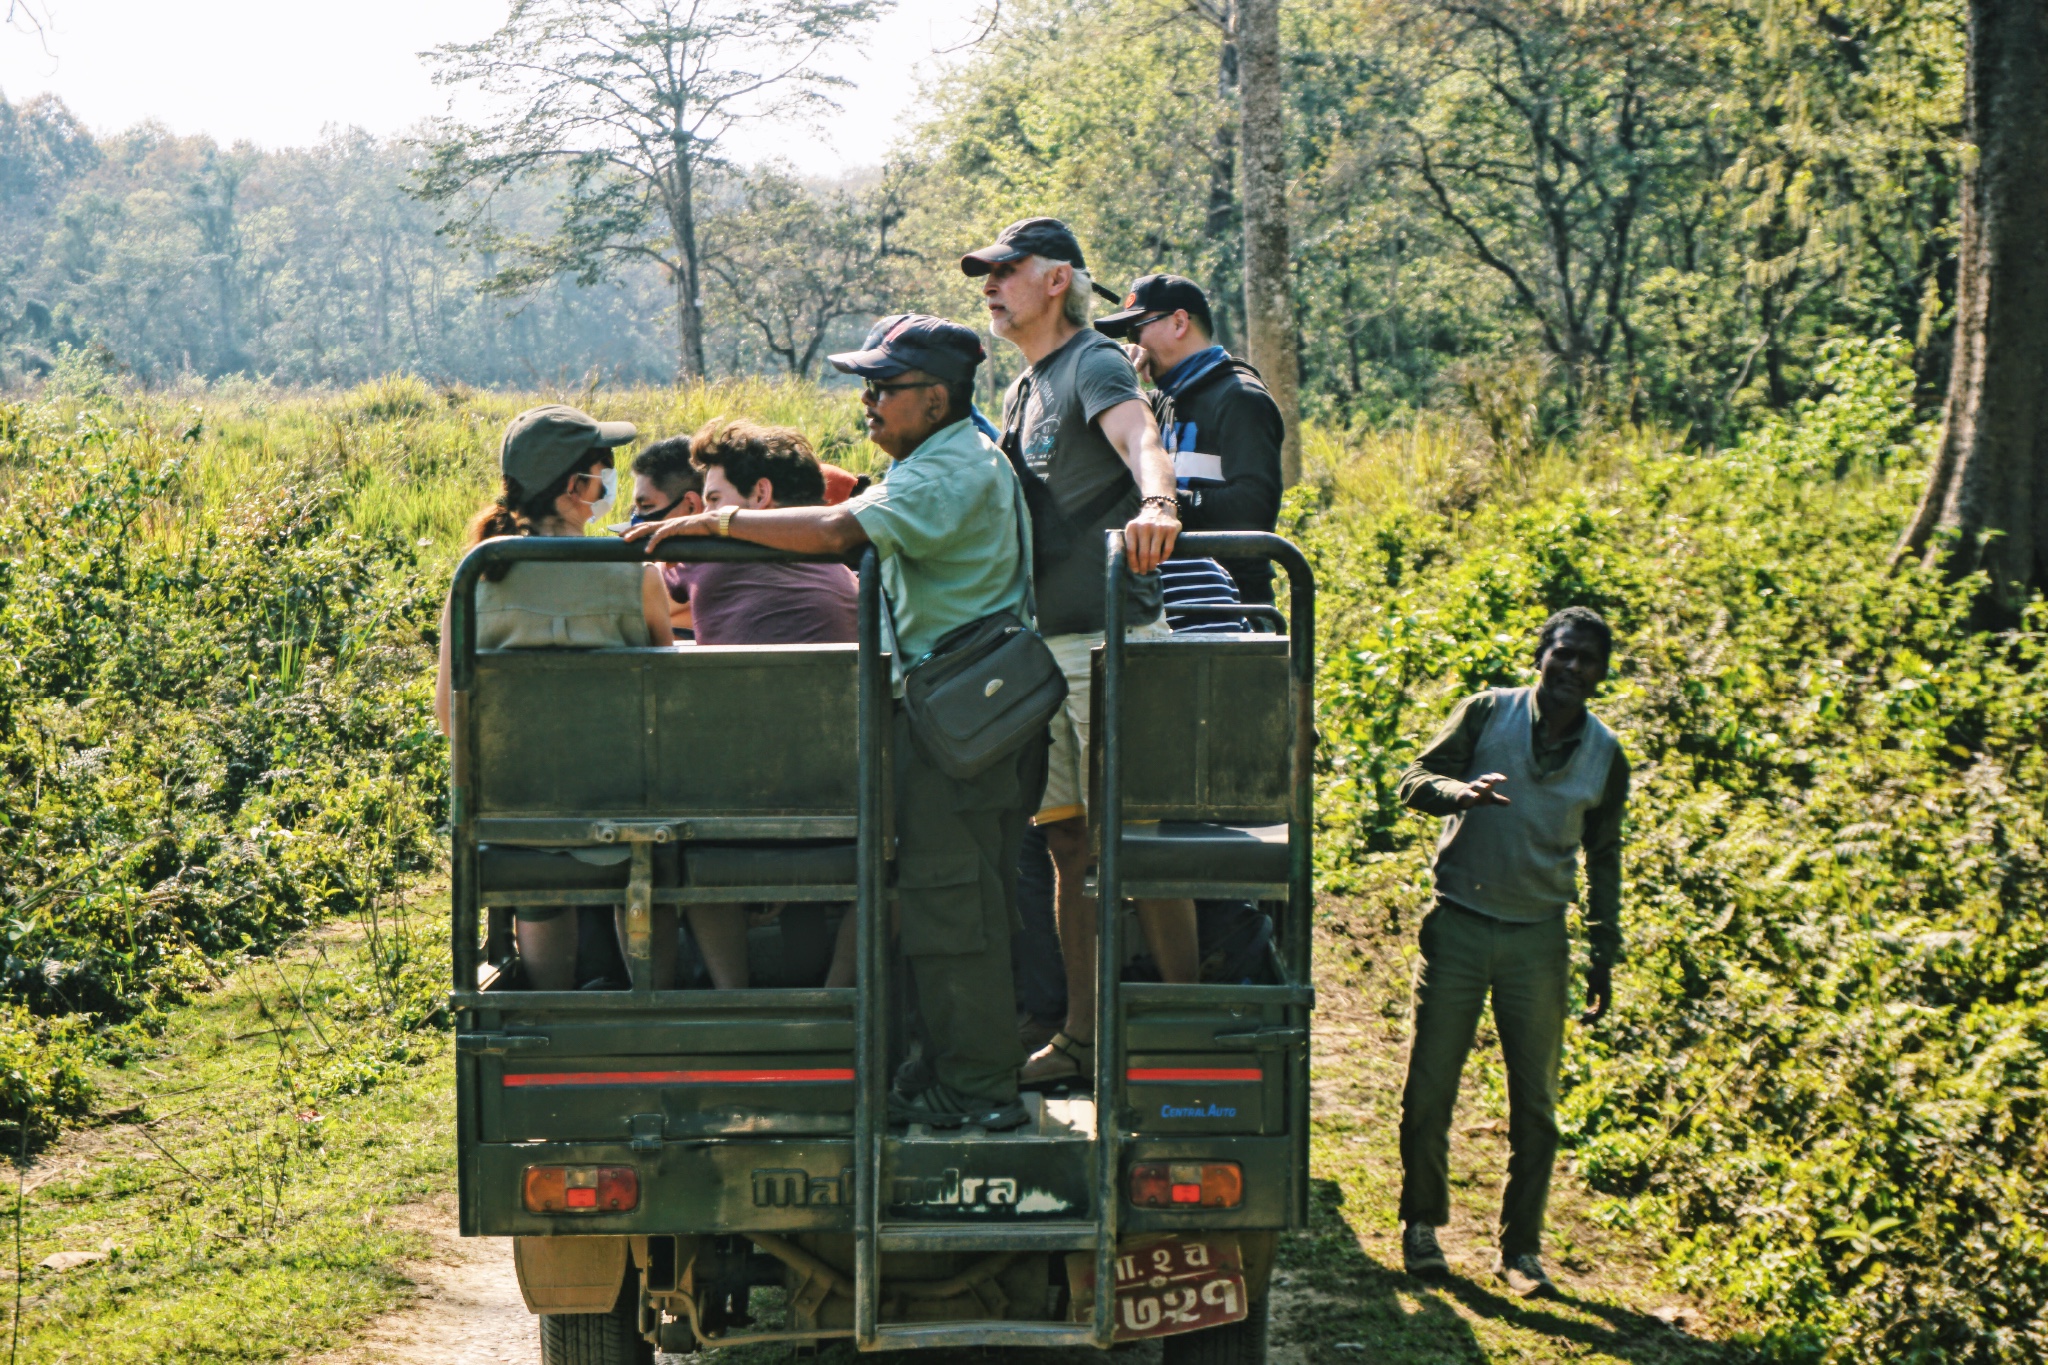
[671, 157, 708, 382]
[1205, 10, 1244, 354]
[1896, 0, 2048, 615]
[1235, 0, 1303, 486]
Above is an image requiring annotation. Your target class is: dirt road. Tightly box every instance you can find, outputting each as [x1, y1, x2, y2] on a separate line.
[316, 902, 1727, 1364]
[310, 1195, 539, 1365]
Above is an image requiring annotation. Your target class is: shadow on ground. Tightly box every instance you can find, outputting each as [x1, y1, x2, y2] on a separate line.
[1273, 1178, 1752, 1365]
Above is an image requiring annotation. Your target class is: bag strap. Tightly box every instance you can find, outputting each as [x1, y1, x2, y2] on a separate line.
[1008, 446, 1039, 623]
[878, 432, 1040, 671]
[1001, 371, 1141, 565]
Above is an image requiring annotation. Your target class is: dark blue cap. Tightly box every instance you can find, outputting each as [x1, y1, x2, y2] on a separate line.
[961, 216, 1088, 275]
[828, 314, 986, 384]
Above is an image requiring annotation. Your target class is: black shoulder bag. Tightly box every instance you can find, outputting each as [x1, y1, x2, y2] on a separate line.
[886, 466, 1068, 781]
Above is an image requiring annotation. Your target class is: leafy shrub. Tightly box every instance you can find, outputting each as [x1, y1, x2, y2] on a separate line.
[1307, 339, 2048, 1361]
[0, 1006, 95, 1141]
[0, 395, 445, 1136]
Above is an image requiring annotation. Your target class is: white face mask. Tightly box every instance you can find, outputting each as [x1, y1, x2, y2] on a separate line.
[582, 467, 616, 520]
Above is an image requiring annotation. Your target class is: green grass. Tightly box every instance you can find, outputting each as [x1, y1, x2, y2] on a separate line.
[156, 373, 877, 564]
[0, 906, 454, 1363]
[6, 342, 2045, 1361]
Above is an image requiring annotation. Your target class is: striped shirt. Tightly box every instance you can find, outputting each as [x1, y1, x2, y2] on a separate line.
[1160, 558, 1253, 634]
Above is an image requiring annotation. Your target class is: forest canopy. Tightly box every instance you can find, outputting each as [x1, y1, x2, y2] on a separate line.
[1, 0, 1965, 444]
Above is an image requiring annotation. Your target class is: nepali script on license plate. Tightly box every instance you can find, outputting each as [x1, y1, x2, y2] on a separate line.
[1067, 1234, 1249, 1341]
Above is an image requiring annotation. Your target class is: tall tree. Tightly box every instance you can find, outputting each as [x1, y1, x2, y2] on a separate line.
[1385, 0, 1712, 418]
[1896, 0, 2048, 613]
[1233, 0, 1303, 484]
[418, 0, 889, 382]
[1183, 1, 1245, 353]
[699, 166, 905, 377]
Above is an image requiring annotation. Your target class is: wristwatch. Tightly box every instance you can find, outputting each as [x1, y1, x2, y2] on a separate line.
[715, 506, 738, 538]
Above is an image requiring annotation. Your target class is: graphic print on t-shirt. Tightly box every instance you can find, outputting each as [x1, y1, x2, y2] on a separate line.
[1022, 400, 1061, 478]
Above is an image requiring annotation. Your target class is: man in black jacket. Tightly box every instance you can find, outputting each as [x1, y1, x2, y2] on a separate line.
[1093, 275, 1287, 1000]
[1094, 274, 1284, 605]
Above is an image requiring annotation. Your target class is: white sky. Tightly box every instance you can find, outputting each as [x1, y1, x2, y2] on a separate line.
[0, 0, 985, 174]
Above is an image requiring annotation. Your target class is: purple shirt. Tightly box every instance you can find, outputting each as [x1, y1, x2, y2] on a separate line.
[664, 560, 858, 646]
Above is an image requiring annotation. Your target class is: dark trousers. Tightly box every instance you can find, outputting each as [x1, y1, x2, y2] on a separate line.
[1397, 900, 1568, 1257]
[1011, 825, 1066, 1021]
[893, 708, 1047, 1103]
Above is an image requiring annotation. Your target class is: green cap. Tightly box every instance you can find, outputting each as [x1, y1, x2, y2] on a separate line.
[501, 404, 637, 492]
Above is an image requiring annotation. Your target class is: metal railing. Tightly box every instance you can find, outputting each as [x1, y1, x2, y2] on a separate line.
[446, 528, 1315, 1351]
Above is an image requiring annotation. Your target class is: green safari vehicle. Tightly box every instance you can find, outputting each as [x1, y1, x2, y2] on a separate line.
[444, 529, 1316, 1361]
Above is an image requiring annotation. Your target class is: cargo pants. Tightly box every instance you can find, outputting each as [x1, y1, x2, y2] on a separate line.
[893, 708, 1049, 1104]
[1397, 899, 1569, 1258]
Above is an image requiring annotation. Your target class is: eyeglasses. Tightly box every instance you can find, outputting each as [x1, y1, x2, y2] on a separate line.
[862, 378, 943, 400]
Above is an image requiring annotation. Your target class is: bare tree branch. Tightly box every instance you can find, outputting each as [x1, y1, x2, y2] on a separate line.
[415, 0, 891, 381]
[4, 0, 53, 52]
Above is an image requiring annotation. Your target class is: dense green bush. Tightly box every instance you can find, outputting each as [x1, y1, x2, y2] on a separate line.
[0, 373, 860, 1139]
[1306, 336, 2047, 1360]
[0, 396, 446, 1131]
[7, 355, 2041, 1358]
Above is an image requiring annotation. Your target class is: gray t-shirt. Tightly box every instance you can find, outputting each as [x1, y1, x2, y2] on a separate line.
[1003, 329, 1164, 636]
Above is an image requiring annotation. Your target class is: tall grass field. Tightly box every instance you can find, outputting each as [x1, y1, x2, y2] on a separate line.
[0, 339, 2043, 1361]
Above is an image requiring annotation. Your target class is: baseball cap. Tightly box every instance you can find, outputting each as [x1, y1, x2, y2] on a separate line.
[1094, 274, 1214, 339]
[827, 314, 987, 384]
[960, 217, 1088, 275]
[501, 404, 637, 491]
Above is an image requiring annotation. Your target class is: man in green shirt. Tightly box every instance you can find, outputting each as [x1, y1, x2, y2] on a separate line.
[1394, 607, 1628, 1296]
[627, 314, 1041, 1130]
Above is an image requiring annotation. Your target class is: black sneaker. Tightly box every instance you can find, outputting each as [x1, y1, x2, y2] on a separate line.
[1403, 1222, 1449, 1277]
[888, 1082, 1030, 1132]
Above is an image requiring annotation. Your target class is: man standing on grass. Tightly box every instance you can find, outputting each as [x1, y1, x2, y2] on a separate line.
[960, 217, 1189, 1087]
[1395, 607, 1628, 1297]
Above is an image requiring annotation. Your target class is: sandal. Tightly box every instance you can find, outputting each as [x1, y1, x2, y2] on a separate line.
[1019, 1030, 1094, 1088]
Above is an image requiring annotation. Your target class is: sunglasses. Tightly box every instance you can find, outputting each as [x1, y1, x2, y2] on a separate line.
[862, 378, 943, 400]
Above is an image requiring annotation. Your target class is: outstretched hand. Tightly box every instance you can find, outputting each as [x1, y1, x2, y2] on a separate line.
[1581, 963, 1612, 1025]
[1457, 772, 1511, 808]
[620, 513, 716, 551]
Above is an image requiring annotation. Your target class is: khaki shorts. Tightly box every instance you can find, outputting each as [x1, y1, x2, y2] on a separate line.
[1035, 617, 1175, 825]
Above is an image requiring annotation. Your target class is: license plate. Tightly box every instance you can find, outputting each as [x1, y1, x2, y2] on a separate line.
[1066, 1234, 1249, 1341]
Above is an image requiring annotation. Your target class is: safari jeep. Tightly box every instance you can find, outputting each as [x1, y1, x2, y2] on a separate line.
[443, 530, 1315, 1362]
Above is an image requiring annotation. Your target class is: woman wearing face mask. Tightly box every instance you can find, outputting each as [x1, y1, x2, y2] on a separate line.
[435, 404, 674, 990]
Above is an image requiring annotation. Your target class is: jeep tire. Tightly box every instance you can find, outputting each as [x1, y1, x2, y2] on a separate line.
[1160, 1292, 1270, 1365]
[538, 1277, 653, 1365]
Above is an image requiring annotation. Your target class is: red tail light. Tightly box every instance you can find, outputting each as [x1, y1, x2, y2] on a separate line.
[1128, 1161, 1243, 1209]
[523, 1165, 639, 1214]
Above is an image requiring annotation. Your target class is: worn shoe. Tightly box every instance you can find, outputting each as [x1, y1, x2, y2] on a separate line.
[1495, 1252, 1556, 1298]
[1018, 1031, 1093, 1089]
[1402, 1223, 1449, 1278]
[887, 1081, 1030, 1132]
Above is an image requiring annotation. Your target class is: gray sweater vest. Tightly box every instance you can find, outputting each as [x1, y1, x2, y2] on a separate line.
[1430, 687, 1618, 921]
